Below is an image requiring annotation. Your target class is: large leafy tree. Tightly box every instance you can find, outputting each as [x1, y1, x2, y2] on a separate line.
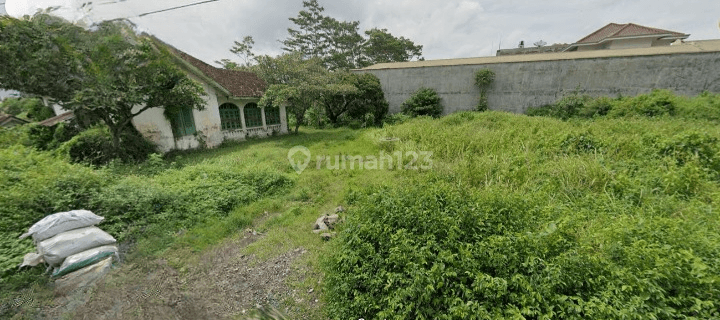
[0, 14, 205, 155]
[281, 0, 329, 58]
[0, 14, 87, 103]
[319, 72, 388, 125]
[254, 53, 330, 133]
[279, 0, 422, 70]
[361, 28, 423, 67]
[72, 22, 206, 152]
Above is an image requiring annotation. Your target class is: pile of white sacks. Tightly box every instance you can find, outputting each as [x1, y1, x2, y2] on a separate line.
[19, 210, 118, 293]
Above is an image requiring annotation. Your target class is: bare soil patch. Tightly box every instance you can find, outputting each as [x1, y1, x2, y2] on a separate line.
[38, 229, 319, 320]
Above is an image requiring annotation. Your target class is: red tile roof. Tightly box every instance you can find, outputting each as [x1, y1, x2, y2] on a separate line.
[147, 36, 266, 98]
[577, 23, 688, 44]
[38, 111, 75, 127]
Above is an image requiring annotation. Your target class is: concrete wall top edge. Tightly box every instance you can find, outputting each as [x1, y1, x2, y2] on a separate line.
[354, 40, 720, 71]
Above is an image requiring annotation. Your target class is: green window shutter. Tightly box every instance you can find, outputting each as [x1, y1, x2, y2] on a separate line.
[244, 103, 263, 128]
[219, 103, 242, 130]
[172, 107, 196, 137]
[264, 107, 281, 125]
[182, 108, 196, 136]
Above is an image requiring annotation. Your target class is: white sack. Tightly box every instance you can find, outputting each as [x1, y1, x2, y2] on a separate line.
[38, 226, 116, 266]
[20, 210, 104, 242]
[19, 252, 45, 268]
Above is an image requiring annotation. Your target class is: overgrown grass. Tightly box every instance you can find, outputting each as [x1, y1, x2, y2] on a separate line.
[2, 91, 720, 319]
[324, 111, 720, 319]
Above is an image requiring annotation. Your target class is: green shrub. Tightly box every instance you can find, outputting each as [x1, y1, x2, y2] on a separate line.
[401, 87, 443, 118]
[609, 89, 676, 117]
[325, 180, 720, 319]
[474, 69, 495, 111]
[57, 125, 156, 166]
[0, 145, 107, 282]
[26, 124, 55, 150]
[383, 113, 412, 126]
[560, 132, 603, 154]
[0, 125, 29, 149]
[659, 131, 720, 172]
[59, 126, 116, 166]
[0, 98, 53, 121]
[578, 96, 614, 118]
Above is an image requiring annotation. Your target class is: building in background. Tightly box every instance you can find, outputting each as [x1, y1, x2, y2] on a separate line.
[563, 23, 689, 52]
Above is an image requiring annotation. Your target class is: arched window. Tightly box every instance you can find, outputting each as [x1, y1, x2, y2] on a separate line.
[243, 103, 263, 128]
[264, 106, 281, 125]
[219, 103, 242, 130]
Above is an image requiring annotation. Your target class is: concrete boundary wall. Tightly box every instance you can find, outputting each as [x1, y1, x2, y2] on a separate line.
[354, 41, 720, 115]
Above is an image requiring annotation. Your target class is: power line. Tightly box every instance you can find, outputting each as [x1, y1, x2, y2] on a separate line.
[137, 0, 220, 18]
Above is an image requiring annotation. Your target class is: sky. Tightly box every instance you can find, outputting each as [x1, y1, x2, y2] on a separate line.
[1, 0, 720, 68]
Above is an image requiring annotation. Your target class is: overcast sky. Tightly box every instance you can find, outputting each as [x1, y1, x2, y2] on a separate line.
[2, 0, 720, 67]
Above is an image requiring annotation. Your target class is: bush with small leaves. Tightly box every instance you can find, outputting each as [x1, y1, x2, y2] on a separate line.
[401, 87, 443, 118]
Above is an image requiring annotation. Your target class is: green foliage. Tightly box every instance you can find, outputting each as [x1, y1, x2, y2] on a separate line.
[401, 87, 443, 118]
[526, 92, 594, 120]
[0, 14, 206, 159]
[278, 0, 422, 69]
[256, 54, 388, 131]
[0, 144, 292, 292]
[560, 132, 603, 154]
[26, 124, 55, 150]
[609, 89, 677, 117]
[58, 125, 156, 166]
[0, 97, 53, 121]
[0, 14, 87, 102]
[659, 131, 720, 172]
[324, 111, 720, 319]
[25, 121, 81, 151]
[321, 72, 389, 126]
[362, 28, 423, 67]
[58, 126, 116, 166]
[474, 69, 495, 111]
[527, 90, 705, 121]
[0, 145, 107, 283]
[382, 113, 412, 126]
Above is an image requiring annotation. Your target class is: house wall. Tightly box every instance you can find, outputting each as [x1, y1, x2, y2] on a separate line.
[354, 49, 720, 115]
[133, 72, 288, 153]
[608, 38, 654, 50]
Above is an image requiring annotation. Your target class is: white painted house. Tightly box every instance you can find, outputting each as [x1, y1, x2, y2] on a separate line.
[48, 40, 287, 152]
[131, 41, 287, 152]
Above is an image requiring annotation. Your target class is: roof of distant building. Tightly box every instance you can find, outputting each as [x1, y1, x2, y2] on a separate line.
[38, 111, 75, 127]
[576, 23, 688, 44]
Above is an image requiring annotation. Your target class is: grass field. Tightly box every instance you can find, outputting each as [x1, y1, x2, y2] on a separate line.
[1, 107, 719, 319]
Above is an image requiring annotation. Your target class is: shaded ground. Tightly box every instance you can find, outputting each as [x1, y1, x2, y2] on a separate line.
[37, 228, 320, 320]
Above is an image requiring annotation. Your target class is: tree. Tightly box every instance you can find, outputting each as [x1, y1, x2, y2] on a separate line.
[71, 22, 206, 153]
[281, 0, 328, 58]
[361, 28, 423, 67]
[216, 35, 256, 69]
[254, 53, 329, 133]
[534, 40, 547, 47]
[318, 72, 388, 125]
[0, 14, 206, 157]
[230, 35, 256, 66]
[279, 0, 421, 70]
[0, 14, 87, 104]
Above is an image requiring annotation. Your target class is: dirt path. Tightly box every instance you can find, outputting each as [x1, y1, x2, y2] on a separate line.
[39, 229, 319, 319]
